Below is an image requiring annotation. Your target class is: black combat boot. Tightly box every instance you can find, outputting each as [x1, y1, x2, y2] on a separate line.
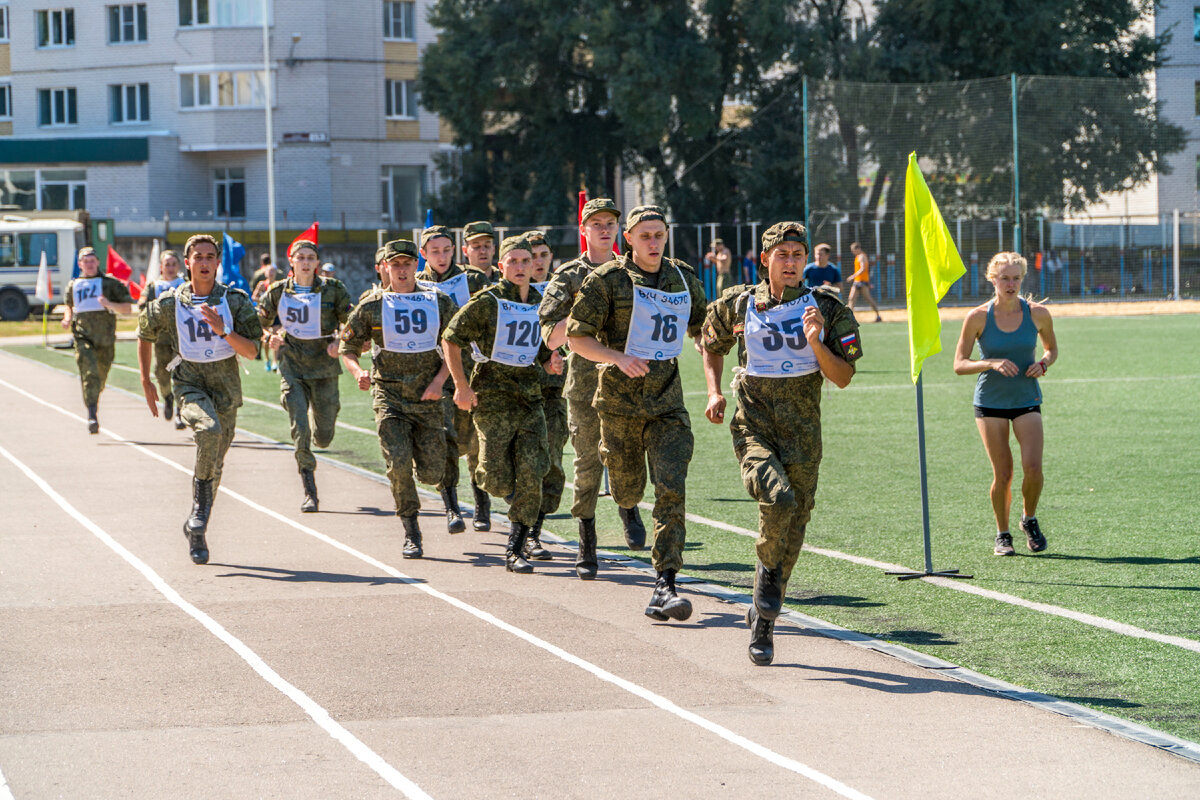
[441, 486, 465, 533]
[173, 403, 186, 430]
[746, 607, 776, 666]
[618, 505, 645, 550]
[575, 517, 598, 580]
[506, 523, 533, 574]
[644, 569, 692, 621]
[299, 469, 319, 513]
[401, 515, 423, 558]
[183, 478, 213, 565]
[524, 512, 551, 560]
[753, 562, 785, 620]
[86, 403, 99, 434]
[162, 392, 174, 421]
[472, 482, 491, 531]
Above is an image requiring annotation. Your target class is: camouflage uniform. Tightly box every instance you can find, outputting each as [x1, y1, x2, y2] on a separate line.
[566, 254, 708, 573]
[538, 253, 609, 519]
[65, 275, 134, 407]
[702, 282, 862, 582]
[443, 279, 552, 527]
[137, 283, 262, 485]
[338, 289, 458, 517]
[257, 276, 353, 472]
[138, 277, 185, 399]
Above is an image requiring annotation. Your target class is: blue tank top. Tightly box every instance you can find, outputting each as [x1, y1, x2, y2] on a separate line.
[974, 299, 1042, 409]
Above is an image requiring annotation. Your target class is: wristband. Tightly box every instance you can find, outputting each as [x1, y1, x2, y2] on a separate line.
[1039, 359, 1048, 373]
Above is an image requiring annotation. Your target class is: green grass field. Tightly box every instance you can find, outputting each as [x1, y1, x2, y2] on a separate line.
[7, 312, 1200, 742]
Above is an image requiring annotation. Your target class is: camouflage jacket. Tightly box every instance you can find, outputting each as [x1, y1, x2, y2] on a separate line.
[443, 279, 551, 406]
[338, 289, 458, 405]
[137, 282, 262, 409]
[137, 276, 184, 310]
[702, 282, 862, 463]
[539, 253, 610, 402]
[566, 255, 707, 417]
[257, 276, 353, 379]
[65, 275, 134, 347]
[463, 264, 499, 288]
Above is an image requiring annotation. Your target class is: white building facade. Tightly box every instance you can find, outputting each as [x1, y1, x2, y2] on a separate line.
[1156, 2, 1200, 214]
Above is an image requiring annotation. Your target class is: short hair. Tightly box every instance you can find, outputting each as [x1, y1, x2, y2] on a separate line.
[260, 253, 272, 265]
[815, 243, 832, 254]
[850, 242, 861, 250]
[160, 249, 179, 264]
[184, 234, 221, 257]
[986, 252, 1027, 281]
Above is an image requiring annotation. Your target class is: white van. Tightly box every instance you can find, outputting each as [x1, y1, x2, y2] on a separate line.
[0, 217, 85, 320]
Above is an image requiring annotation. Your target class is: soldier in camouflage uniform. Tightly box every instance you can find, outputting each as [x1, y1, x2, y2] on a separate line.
[62, 246, 134, 434]
[137, 234, 263, 564]
[539, 197, 646, 579]
[257, 239, 353, 513]
[702, 221, 861, 665]
[567, 205, 708, 619]
[417, 225, 492, 533]
[443, 235, 562, 574]
[340, 238, 457, 558]
[137, 249, 186, 429]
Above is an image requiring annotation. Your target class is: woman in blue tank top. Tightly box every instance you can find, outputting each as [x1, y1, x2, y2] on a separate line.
[954, 252, 1058, 557]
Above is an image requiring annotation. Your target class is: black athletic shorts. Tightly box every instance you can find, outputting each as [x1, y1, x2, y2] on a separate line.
[974, 404, 1041, 420]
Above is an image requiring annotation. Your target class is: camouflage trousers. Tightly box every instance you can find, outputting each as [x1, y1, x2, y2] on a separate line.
[541, 389, 569, 515]
[473, 401, 548, 526]
[280, 373, 340, 472]
[179, 389, 238, 486]
[451, 404, 481, 478]
[153, 339, 175, 399]
[374, 393, 446, 518]
[598, 408, 693, 573]
[735, 432, 820, 583]
[73, 337, 114, 407]
[567, 395, 603, 518]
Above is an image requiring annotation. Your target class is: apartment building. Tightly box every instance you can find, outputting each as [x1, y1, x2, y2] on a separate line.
[1155, 3, 1200, 214]
[0, 0, 452, 231]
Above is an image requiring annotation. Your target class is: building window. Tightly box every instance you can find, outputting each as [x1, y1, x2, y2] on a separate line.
[37, 88, 78, 127]
[108, 4, 147, 43]
[179, 0, 265, 27]
[36, 8, 75, 47]
[1195, 8, 1200, 42]
[380, 165, 426, 227]
[110, 83, 150, 123]
[385, 79, 417, 119]
[383, 1, 414, 40]
[0, 84, 11, 120]
[0, 4, 9, 42]
[180, 70, 269, 109]
[0, 168, 85, 212]
[214, 167, 246, 219]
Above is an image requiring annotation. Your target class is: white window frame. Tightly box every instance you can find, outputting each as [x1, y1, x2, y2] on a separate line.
[0, 81, 11, 120]
[213, 167, 246, 219]
[179, 0, 270, 29]
[385, 79, 417, 120]
[107, 3, 147, 44]
[383, 0, 415, 41]
[380, 165, 427, 226]
[110, 82, 150, 124]
[38, 169, 87, 211]
[35, 7, 75, 48]
[0, 3, 10, 43]
[37, 87, 78, 127]
[179, 69, 272, 110]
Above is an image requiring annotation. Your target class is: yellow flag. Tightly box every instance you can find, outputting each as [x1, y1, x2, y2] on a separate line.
[905, 152, 966, 383]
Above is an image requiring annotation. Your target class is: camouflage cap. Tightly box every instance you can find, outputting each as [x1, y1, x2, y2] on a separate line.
[77, 246, 97, 258]
[288, 238, 319, 256]
[420, 224, 453, 248]
[463, 220, 495, 241]
[523, 230, 549, 248]
[625, 204, 667, 230]
[761, 221, 809, 254]
[580, 197, 620, 223]
[498, 235, 533, 259]
[374, 246, 388, 264]
[381, 238, 419, 261]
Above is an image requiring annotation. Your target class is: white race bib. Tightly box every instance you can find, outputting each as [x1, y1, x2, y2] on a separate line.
[531, 280, 549, 294]
[278, 291, 323, 340]
[381, 291, 440, 353]
[72, 278, 104, 313]
[743, 292, 822, 377]
[154, 277, 184, 295]
[624, 267, 690, 361]
[418, 271, 470, 307]
[489, 298, 541, 367]
[175, 298, 236, 363]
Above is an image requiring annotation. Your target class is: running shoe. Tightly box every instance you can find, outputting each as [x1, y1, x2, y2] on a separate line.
[993, 532, 1015, 556]
[1021, 517, 1047, 553]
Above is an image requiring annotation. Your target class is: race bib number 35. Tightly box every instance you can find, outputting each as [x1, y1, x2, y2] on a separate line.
[743, 293, 821, 377]
[381, 291, 440, 353]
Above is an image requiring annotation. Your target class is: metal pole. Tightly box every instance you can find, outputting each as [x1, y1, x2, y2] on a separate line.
[1173, 209, 1181, 300]
[916, 373, 933, 575]
[262, 0, 277, 268]
[1011, 73, 1020, 255]
[802, 75, 810, 236]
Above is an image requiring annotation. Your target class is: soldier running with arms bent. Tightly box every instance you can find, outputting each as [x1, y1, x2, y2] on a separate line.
[702, 222, 861, 665]
[138, 248, 186, 428]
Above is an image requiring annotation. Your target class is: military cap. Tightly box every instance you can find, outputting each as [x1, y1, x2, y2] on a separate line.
[581, 197, 620, 223]
[761, 221, 809, 254]
[523, 230, 549, 248]
[381, 238, 419, 261]
[463, 220, 495, 241]
[625, 205, 667, 229]
[77, 246, 97, 258]
[712, 238, 725, 248]
[420, 224, 453, 247]
[498, 235, 533, 259]
[374, 246, 388, 264]
[289, 238, 319, 256]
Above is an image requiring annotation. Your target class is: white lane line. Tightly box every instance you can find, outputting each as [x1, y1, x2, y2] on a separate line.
[682, 374, 1200, 396]
[0, 378, 875, 800]
[0, 441, 432, 800]
[0, 765, 13, 800]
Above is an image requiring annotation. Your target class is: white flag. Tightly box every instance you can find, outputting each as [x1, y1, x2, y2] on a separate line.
[144, 239, 162, 286]
[34, 251, 54, 304]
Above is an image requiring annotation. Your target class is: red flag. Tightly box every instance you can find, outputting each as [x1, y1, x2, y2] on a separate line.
[577, 190, 587, 254]
[290, 221, 319, 253]
[106, 246, 140, 300]
[1035, 252, 1043, 271]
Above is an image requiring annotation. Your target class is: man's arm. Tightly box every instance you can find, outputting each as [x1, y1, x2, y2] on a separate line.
[702, 349, 726, 423]
[137, 339, 160, 416]
[567, 335, 648, 378]
[441, 340, 477, 410]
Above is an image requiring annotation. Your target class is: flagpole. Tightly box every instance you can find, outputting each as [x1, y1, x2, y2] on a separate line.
[262, 0, 278, 271]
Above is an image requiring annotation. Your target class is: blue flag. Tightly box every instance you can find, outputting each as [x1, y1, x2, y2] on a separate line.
[220, 232, 251, 296]
[417, 208, 433, 270]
